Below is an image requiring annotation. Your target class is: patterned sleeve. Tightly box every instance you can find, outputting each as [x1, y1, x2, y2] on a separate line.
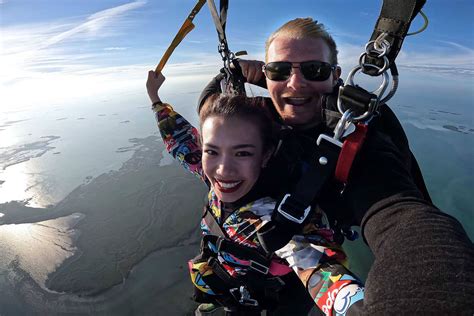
[275, 235, 364, 315]
[153, 102, 205, 181]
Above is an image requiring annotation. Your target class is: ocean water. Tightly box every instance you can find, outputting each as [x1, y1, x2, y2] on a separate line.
[0, 71, 472, 314]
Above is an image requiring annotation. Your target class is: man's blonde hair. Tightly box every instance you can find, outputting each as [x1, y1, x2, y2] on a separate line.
[265, 18, 338, 65]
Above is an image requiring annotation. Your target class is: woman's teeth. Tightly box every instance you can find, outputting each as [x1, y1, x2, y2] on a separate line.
[218, 181, 241, 189]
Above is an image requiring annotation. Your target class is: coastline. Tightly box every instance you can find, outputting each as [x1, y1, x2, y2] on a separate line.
[0, 135, 207, 313]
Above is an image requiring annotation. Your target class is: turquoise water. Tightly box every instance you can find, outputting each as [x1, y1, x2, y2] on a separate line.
[0, 70, 472, 314]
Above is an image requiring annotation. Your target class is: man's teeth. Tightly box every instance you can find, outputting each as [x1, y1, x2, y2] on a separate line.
[219, 181, 241, 189]
[286, 97, 310, 105]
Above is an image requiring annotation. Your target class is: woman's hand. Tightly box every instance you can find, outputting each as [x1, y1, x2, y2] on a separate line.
[146, 70, 165, 103]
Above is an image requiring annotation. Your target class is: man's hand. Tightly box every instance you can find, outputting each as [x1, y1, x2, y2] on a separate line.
[237, 59, 265, 84]
[146, 70, 165, 103]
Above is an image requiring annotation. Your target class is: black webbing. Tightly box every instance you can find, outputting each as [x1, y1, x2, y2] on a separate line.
[363, 0, 426, 76]
[220, 0, 228, 32]
[207, 0, 228, 44]
[338, 85, 376, 115]
[206, 0, 246, 95]
[275, 137, 341, 225]
[257, 137, 342, 253]
[203, 235, 270, 267]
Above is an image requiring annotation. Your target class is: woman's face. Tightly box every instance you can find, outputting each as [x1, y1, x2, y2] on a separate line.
[201, 116, 271, 203]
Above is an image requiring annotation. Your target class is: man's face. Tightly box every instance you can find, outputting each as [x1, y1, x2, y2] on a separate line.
[266, 37, 340, 126]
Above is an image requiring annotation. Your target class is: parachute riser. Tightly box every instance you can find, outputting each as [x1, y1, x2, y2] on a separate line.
[207, 0, 246, 95]
[334, 0, 427, 141]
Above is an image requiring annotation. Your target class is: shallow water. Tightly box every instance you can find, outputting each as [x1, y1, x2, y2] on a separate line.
[0, 213, 83, 291]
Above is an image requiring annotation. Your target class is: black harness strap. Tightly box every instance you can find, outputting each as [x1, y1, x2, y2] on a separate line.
[363, 0, 426, 76]
[208, 257, 240, 288]
[207, 257, 283, 309]
[200, 210, 286, 308]
[202, 234, 271, 275]
[257, 134, 342, 253]
[338, 85, 377, 116]
[203, 208, 274, 275]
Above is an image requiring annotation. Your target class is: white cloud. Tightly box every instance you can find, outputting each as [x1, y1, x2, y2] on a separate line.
[41, 1, 146, 49]
[335, 41, 474, 78]
[0, 1, 151, 113]
[437, 40, 474, 54]
[395, 42, 474, 76]
[0, 1, 148, 105]
[103, 47, 128, 51]
[2, 1, 146, 57]
[0, 1, 147, 75]
[397, 64, 474, 76]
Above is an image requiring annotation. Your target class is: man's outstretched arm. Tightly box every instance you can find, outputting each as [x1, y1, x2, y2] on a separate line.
[345, 131, 474, 314]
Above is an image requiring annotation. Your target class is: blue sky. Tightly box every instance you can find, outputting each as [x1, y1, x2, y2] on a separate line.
[1, 0, 473, 111]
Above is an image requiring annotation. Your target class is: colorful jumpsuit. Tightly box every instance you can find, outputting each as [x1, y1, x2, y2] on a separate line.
[153, 102, 364, 315]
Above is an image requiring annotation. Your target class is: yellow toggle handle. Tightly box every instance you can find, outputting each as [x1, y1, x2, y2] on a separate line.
[155, 21, 195, 73]
[155, 0, 206, 73]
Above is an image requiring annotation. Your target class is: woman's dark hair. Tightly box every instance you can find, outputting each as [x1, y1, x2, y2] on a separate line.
[199, 94, 275, 152]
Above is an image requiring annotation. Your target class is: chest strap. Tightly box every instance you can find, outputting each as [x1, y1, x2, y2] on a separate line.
[258, 124, 368, 253]
[202, 209, 292, 276]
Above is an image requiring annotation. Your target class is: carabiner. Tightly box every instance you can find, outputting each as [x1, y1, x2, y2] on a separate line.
[333, 110, 354, 141]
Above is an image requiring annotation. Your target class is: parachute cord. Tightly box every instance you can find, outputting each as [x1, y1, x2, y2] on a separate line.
[407, 10, 429, 36]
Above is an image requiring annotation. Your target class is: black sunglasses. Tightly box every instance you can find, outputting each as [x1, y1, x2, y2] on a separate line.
[263, 60, 336, 82]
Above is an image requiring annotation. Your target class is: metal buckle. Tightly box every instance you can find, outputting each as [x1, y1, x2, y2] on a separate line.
[249, 260, 269, 275]
[317, 134, 342, 148]
[229, 286, 259, 307]
[277, 194, 311, 224]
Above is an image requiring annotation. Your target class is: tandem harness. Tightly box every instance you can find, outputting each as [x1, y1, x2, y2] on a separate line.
[257, 0, 428, 253]
[189, 207, 290, 310]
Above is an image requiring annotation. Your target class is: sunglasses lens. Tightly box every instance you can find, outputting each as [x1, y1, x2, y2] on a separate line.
[301, 61, 332, 81]
[264, 61, 334, 81]
[264, 62, 292, 81]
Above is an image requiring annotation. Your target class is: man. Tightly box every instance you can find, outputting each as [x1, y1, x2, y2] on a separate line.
[245, 17, 340, 127]
[199, 18, 474, 314]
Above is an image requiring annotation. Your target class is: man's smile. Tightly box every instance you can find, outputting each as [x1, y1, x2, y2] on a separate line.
[283, 96, 312, 106]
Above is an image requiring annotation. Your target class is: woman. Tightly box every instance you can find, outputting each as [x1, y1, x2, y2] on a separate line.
[146, 70, 363, 315]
